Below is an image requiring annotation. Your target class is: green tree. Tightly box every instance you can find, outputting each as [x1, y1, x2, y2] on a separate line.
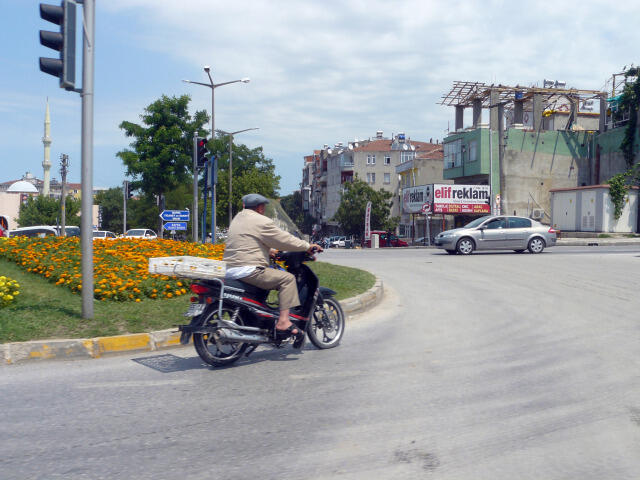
[210, 136, 280, 228]
[117, 94, 209, 234]
[332, 178, 397, 238]
[280, 191, 314, 234]
[17, 195, 81, 228]
[94, 187, 126, 233]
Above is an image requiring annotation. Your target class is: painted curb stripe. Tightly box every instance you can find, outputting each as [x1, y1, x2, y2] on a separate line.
[1, 278, 383, 364]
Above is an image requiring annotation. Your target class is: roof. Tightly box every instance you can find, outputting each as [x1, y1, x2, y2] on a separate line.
[416, 145, 443, 160]
[352, 139, 440, 153]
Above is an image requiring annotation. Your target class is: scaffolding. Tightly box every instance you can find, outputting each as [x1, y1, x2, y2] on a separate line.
[439, 81, 604, 109]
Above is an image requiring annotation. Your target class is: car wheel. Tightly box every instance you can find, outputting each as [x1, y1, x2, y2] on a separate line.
[514, 249, 525, 253]
[456, 237, 475, 255]
[445, 249, 457, 255]
[527, 237, 545, 254]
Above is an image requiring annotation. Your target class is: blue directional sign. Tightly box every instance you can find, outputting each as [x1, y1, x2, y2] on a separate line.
[160, 209, 190, 222]
[163, 221, 187, 231]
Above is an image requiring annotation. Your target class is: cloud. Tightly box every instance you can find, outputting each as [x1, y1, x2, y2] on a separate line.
[6, 0, 640, 193]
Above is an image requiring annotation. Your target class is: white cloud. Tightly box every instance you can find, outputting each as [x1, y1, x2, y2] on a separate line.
[5, 0, 639, 193]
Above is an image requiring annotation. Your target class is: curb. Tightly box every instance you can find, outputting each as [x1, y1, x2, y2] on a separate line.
[556, 238, 640, 246]
[1, 277, 384, 365]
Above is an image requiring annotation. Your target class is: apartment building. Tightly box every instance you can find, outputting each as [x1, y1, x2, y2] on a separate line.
[304, 131, 441, 235]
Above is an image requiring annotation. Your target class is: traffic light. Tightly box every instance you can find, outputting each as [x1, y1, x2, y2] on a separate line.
[123, 181, 134, 199]
[196, 137, 209, 168]
[39, 0, 76, 90]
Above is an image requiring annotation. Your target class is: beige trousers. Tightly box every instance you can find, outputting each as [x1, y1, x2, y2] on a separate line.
[241, 267, 300, 310]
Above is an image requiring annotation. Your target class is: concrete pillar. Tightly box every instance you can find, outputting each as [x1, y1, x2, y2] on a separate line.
[513, 99, 524, 124]
[490, 89, 500, 130]
[532, 93, 544, 131]
[599, 95, 607, 132]
[498, 103, 506, 215]
[455, 105, 464, 131]
[472, 99, 482, 127]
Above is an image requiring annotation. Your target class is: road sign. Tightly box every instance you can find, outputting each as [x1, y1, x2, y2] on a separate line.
[163, 221, 187, 231]
[421, 202, 431, 214]
[160, 209, 190, 222]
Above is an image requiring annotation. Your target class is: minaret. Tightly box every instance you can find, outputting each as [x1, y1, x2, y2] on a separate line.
[42, 98, 52, 196]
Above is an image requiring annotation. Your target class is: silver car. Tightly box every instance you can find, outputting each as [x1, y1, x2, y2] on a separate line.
[434, 215, 557, 255]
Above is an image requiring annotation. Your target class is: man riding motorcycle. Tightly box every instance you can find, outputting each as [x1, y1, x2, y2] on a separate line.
[222, 193, 323, 343]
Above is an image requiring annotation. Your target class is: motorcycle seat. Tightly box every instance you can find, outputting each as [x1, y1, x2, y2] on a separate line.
[223, 278, 269, 302]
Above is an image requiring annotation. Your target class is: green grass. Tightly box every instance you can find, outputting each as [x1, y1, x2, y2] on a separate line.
[0, 259, 374, 343]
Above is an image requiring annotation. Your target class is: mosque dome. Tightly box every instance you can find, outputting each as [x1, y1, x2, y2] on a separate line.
[7, 180, 38, 193]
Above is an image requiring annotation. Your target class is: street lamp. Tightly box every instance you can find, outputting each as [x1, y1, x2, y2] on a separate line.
[183, 68, 250, 242]
[216, 127, 259, 225]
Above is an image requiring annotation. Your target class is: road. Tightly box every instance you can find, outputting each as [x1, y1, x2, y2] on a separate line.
[1, 246, 640, 479]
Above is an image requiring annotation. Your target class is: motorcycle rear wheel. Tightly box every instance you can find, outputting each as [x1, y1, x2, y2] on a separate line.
[193, 305, 248, 367]
[308, 296, 345, 349]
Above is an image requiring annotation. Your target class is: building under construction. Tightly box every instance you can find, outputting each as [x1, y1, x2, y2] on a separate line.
[437, 79, 635, 228]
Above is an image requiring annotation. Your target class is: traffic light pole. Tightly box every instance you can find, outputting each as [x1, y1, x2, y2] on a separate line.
[80, 0, 94, 319]
[123, 180, 128, 233]
[192, 135, 198, 241]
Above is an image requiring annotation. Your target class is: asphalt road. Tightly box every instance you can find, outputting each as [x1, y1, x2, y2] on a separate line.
[2, 246, 640, 479]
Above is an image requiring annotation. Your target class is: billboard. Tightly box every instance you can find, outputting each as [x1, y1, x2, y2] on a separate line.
[402, 185, 433, 213]
[432, 184, 490, 214]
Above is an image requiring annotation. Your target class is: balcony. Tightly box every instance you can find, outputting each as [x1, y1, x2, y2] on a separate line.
[395, 159, 415, 174]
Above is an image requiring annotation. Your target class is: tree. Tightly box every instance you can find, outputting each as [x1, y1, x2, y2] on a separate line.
[17, 195, 81, 228]
[117, 94, 209, 234]
[332, 178, 397, 238]
[280, 191, 313, 234]
[210, 136, 280, 228]
[94, 187, 126, 233]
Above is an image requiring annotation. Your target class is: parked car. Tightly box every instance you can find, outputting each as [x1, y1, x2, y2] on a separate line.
[53, 225, 80, 237]
[330, 236, 346, 248]
[8, 225, 81, 238]
[93, 230, 117, 241]
[124, 228, 157, 240]
[434, 215, 557, 255]
[0, 215, 9, 237]
[364, 230, 409, 248]
[8, 225, 58, 238]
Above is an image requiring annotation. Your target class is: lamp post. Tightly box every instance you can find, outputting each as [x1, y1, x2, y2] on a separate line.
[216, 127, 259, 225]
[183, 68, 249, 242]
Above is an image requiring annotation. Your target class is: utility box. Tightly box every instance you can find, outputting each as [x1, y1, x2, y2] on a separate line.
[550, 185, 639, 233]
[371, 233, 380, 248]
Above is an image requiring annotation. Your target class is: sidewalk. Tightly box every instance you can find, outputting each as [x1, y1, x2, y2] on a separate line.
[405, 233, 640, 248]
[0, 278, 384, 365]
[555, 232, 640, 246]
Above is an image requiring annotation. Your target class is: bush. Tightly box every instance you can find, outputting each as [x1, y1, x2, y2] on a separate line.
[0, 275, 20, 308]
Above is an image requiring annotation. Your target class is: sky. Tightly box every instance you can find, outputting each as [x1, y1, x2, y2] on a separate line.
[2, 0, 639, 195]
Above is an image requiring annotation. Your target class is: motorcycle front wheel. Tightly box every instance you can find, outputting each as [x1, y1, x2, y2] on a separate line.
[193, 305, 248, 367]
[307, 296, 345, 349]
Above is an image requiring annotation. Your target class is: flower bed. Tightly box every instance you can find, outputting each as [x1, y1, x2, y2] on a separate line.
[0, 236, 224, 302]
[0, 275, 20, 307]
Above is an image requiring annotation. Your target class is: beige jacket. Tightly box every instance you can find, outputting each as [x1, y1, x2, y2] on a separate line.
[223, 209, 310, 268]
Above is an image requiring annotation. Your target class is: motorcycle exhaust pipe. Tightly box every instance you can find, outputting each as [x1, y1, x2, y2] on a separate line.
[217, 328, 271, 344]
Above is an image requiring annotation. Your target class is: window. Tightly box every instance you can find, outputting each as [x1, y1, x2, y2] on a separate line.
[367, 172, 376, 184]
[484, 218, 506, 229]
[384, 155, 391, 165]
[400, 151, 415, 163]
[367, 154, 376, 165]
[508, 217, 531, 228]
[444, 139, 462, 169]
[384, 173, 391, 184]
[469, 140, 477, 162]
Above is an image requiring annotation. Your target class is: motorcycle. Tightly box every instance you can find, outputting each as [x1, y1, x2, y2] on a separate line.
[177, 249, 345, 367]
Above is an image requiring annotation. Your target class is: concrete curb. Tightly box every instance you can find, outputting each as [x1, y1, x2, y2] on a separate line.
[556, 238, 640, 246]
[1, 277, 384, 365]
